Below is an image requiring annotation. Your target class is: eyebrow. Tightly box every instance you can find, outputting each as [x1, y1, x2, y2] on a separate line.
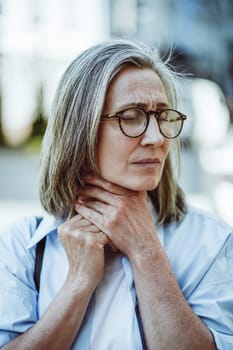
[156, 102, 170, 109]
[116, 101, 170, 111]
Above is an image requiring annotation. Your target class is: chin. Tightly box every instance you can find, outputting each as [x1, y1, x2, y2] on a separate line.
[123, 179, 159, 192]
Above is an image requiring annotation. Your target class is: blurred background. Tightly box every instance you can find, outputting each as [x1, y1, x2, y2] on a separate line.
[0, 0, 233, 229]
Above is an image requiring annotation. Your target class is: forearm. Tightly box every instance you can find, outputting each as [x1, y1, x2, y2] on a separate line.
[2, 281, 93, 350]
[130, 249, 216, 350]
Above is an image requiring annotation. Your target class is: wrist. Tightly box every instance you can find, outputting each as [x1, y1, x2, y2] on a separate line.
[62, 276, 96, 302]
[129, 244, 165, 271]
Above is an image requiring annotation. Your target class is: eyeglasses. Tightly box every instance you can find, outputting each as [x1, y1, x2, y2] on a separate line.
[101, 107, 187, 139]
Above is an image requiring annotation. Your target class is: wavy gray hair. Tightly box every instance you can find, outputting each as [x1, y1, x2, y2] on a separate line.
[39, 39, 186, 223]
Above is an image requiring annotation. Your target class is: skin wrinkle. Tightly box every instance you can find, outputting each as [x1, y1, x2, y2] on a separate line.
[97, 66, 171, 193]
[74, 66, 215, 349]
[3, 42, 218, 350]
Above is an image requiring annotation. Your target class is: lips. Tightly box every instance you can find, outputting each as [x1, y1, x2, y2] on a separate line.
[133, 158, 161, 164]
[131, 158, 161, 170]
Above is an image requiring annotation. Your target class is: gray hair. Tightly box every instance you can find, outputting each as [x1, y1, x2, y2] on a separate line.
[39, 39, 186, 223]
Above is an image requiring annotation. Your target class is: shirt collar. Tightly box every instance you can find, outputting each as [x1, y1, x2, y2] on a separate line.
[27, 213, 64, 249]
[27, 199, 164, 249]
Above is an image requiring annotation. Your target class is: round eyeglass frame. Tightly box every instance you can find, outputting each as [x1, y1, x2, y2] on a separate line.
[101, 108, 187, 139]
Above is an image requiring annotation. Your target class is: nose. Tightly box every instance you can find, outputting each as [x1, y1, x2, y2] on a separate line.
[141, 116, 164, 146]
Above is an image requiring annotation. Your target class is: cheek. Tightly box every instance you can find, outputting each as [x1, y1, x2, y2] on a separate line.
[97, 125, 121, 174]
[96, 125, 135, 178]
[97, 145, 126, 181]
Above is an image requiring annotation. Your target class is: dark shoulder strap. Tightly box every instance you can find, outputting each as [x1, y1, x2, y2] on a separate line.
[135, 301, 147, 349]
[33, 217, 45, 292]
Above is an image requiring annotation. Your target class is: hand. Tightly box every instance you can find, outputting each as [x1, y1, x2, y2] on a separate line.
[75, 174, 160, 260]
[58, 214, 109, 292]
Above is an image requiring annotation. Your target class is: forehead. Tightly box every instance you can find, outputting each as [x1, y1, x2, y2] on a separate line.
[104, 66, 168, 112]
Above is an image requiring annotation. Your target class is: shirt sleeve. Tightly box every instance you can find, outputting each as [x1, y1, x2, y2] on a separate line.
[0, 217, 38, 347]
[187, 234, 233, 350]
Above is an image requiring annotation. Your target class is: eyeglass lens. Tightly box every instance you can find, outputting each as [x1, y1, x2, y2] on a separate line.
[120, 109, 183, 138]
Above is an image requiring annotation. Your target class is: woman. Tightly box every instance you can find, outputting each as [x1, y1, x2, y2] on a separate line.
[0, 40, 232, 349]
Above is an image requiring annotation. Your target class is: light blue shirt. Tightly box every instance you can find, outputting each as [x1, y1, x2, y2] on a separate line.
[0, 206, 233, 349]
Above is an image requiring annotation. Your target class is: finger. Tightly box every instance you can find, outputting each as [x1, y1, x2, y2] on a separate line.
[96, 231, 109, 248]
[59, 215, 100, 236]
[84, 224, 101, 233]
[78, 183, 133, 206]
[67, 214, 93, 228]
[77, 193, 112, 210]
[80, 230, 109, 250]
[107, 240, 118, 253]
[74, 205, 117, 252]
[78, 187, 113, 204]
[75, 204, 121, 254]
[75, 202, 103, 230]
[84, 174, 133, 196]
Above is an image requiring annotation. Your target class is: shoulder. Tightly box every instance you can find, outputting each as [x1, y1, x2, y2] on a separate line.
[177, 205, 232, 245]
[184, 205, 231, 229]
[164, 206, 233, 296]
[165, 205, 232, 249]
[0, 216, 42, 345]
[182, 205, 232, 257]
[183, 206, 233, 262]
[0, 216, 39, 250]
[179, 208, 233, 344]
[0, 213, 60, 288]
[0, 216, 40, 270]
[0, 213, 62, 252]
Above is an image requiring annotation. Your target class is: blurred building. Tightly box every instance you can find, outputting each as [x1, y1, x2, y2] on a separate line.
[0, 0, 233, 146]
[0, 0, 110, 145]
[109, 0, 233, 226]
[110, 0, 233, 119]
[0, 0, 233, 227]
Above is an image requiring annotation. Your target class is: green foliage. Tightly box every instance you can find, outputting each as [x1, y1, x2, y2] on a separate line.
[24, 84, 48, 151]
[31, 84, 48, 137]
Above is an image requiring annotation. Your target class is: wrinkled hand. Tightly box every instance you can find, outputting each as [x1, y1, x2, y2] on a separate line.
[75, 174, 160, 260]
[58, 214, 109, 292]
